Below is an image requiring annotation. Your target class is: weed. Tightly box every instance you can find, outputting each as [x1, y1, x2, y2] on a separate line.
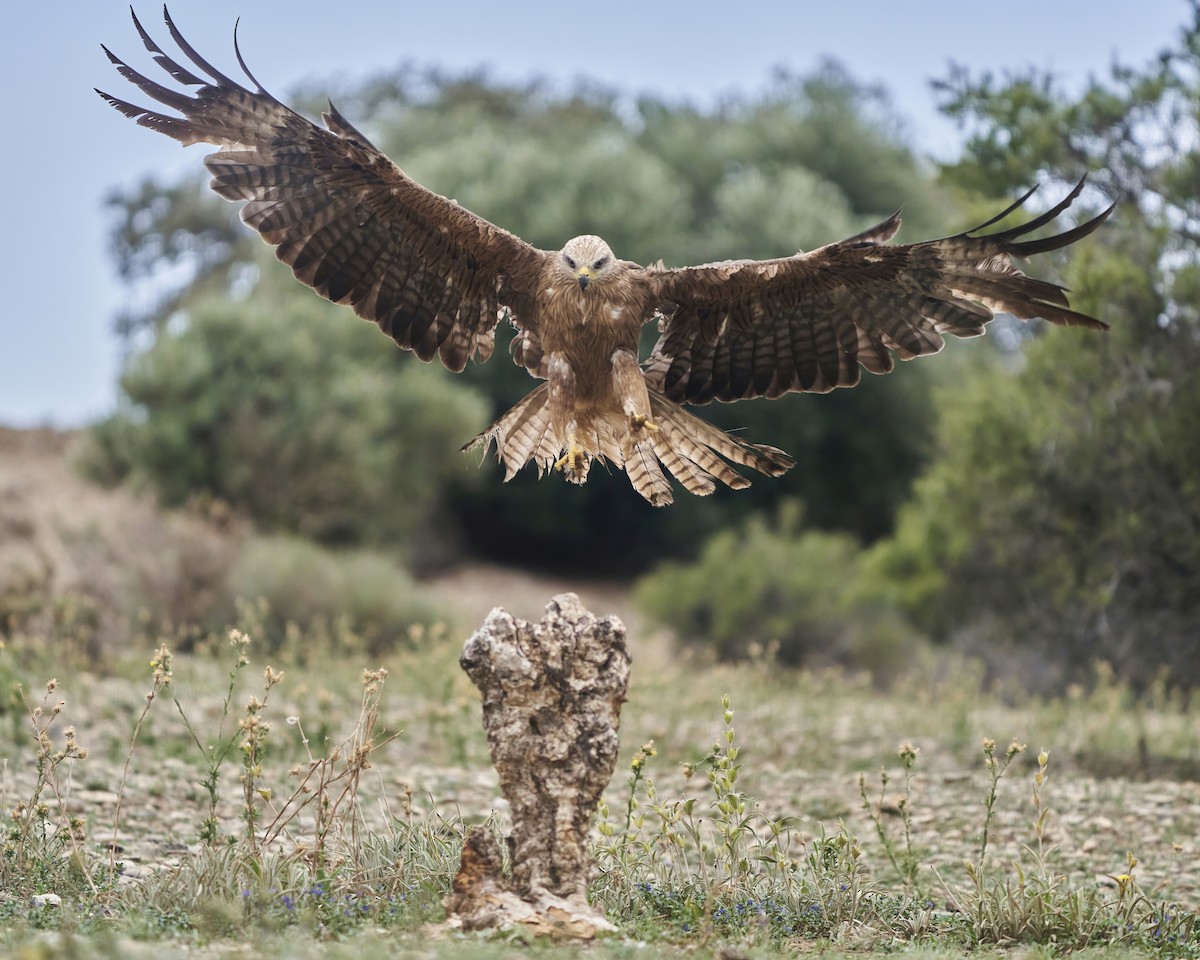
[257, 667, 401, 878]
[158, 628, 259, 846]
[110, 642, 173, 876]
[859, 741, 922, 892]
[932, 739, 1200, 952]
[1, 678, 96, 900]
[593, 693, 890, 945]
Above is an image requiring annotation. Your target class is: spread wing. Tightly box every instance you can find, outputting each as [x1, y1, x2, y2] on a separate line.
[97, 7, 547, 372]
[644, 179, 1115, 404]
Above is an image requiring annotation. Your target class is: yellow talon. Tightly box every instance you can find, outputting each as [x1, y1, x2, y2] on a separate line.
[554, 435, 587, 474]
[631, 413, 659, 433]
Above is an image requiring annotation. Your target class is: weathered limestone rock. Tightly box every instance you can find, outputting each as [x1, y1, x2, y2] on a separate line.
[444, 593, 630, 937]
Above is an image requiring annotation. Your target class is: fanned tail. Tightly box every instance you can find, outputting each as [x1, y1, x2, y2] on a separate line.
[463, 384, 568, 482]
[464, 386, 795, 506]
[633, 392, 794, 505]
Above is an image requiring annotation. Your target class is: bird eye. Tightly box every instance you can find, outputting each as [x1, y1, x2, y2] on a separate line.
[564, 254, 577, 270]
[593, 256, 610, 269]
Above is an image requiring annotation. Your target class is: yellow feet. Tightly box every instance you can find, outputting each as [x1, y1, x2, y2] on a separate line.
[630, 413, 659, 434]
[554, 434, 588, 476]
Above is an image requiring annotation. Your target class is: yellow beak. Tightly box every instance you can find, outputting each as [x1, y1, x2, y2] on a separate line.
[576, 267, 591, 291]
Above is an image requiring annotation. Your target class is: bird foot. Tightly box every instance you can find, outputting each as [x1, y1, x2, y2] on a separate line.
[630, 413, 659, 434]
[554, 436, 589, 477]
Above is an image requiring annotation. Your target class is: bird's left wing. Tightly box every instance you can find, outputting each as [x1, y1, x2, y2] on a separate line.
[98, 7, 548, 373]
[643, 179, 1114, 405]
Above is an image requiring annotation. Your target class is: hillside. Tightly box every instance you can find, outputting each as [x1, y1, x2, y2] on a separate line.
[0, 427, 238, 650]
[0, 426, 641, 652]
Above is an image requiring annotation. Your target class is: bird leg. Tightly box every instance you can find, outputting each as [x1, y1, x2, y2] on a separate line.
[612, 349, 658, 436]
[548, 352, 589, 480]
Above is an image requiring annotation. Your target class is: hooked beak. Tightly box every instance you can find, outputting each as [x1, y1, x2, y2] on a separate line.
[576, 267, 591, 291]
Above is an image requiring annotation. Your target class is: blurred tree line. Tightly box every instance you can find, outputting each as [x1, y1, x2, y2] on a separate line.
[88, 13, 1200, 689]
[644, 9, 1200, 691]
[865, 9, 1200, 690]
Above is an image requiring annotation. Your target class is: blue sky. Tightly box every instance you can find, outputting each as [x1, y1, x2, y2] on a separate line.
[0, 1, 1188, 427]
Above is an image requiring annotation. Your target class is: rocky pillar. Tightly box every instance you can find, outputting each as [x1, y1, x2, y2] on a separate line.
[444, 593, 630, 937]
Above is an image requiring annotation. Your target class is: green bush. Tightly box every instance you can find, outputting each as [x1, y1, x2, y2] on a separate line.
[81, 266, 488, 560]
[859, 238, 1200, 691]
[224, 534, 443, 654]
[634, 503, 919, 673]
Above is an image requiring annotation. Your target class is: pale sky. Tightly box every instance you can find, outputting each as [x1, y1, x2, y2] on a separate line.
[0, 1, 1188, 427]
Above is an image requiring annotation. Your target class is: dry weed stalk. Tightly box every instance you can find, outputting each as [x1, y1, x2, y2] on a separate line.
[259, 666, 400, 877]
[8, 679, 93, 893]
[110, 642, 174, 878]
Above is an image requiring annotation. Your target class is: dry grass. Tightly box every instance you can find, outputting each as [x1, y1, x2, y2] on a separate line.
[1, 602, 1198, 958]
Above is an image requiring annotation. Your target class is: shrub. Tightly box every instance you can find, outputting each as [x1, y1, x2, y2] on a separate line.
[634, 503, 919, 673]
[81, 273, 488, 559]
[860, 237, 1200, 692]
[223, 534, 444, 655]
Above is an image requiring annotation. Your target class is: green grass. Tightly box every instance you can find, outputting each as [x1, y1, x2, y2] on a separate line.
[0, 615, 1198, 959]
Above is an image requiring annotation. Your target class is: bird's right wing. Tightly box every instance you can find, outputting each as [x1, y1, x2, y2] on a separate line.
[98, 7, 548, 372]
[644, 179, 1113, 404]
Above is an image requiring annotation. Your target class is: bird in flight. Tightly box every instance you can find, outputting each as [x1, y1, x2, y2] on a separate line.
[99, 7, 1114, 506]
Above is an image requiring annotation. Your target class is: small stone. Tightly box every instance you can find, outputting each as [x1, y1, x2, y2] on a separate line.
[31, 893, 62, 908]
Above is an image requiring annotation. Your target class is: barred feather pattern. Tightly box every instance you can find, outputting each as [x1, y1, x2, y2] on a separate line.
[643, 179, 1115, 405]
[464, 387, 795, 507]
[97, 7, 546, 373]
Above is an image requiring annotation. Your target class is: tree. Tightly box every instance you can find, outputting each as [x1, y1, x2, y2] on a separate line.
[862, 6, 1200, 689]
[83, 253, 488, 561]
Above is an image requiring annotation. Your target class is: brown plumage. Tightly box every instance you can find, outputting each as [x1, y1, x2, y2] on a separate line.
[99, 8, 1115, 507]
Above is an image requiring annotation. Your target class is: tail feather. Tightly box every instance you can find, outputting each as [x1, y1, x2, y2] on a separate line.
[654, 421, 743, 494]
[653, 441, 718, 496]
[463, 383, 554, 481]
[649, 393, 795, 479]
[531, 423, 560, 476]
[626, 441, 674, 506]
[596, 422, 625, 465]
[465, 384, 796, 505]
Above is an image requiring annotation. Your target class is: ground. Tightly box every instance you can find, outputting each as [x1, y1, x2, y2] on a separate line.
[0, 427, 1198, 955]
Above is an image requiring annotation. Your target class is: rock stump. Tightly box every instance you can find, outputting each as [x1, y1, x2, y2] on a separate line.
[444, 593, 630, 937]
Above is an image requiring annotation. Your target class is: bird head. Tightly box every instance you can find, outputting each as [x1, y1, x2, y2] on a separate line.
[559, 235, 616, 292]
